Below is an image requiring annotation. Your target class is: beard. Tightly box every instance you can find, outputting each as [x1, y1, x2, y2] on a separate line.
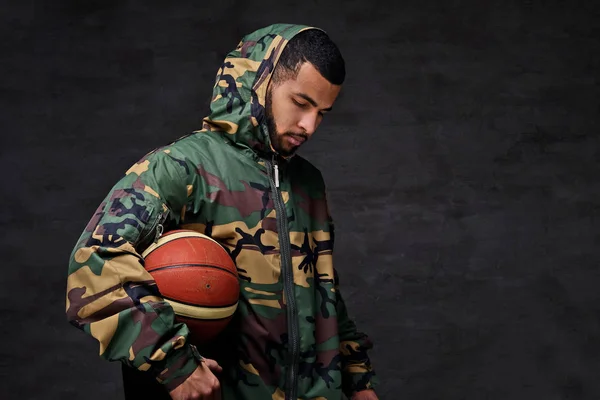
[265, 87, 305, 158]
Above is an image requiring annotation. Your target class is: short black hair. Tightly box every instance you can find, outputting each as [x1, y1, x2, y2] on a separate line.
[272, 29, 345, 86]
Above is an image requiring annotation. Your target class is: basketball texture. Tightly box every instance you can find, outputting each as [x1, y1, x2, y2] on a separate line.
[141, 229, 239, 343]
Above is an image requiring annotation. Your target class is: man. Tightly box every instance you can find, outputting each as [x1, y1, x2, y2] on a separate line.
[66, 23, 379, 400]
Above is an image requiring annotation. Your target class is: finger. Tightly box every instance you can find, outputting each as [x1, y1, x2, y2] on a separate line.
[207, 388, 218, 400]
[214, 378, 222, 400]
[204, 359, 223, 373]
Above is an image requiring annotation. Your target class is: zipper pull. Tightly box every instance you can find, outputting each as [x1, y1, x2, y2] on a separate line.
[272, 155, 280, 188]
[153, 223, 164, 243]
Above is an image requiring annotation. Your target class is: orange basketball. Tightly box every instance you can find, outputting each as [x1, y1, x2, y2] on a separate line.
[141, 229, 239, 343]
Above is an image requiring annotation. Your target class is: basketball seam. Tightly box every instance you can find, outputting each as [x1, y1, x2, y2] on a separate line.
[161, 296, 239, 309]
[148, 263, 238, 277]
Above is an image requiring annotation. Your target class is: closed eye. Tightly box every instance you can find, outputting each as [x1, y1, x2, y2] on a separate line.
[292, 91, 334, 114]
[292, 98, 308, 108]
[293, 98, 326, 117]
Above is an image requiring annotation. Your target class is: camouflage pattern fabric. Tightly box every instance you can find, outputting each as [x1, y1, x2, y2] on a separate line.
[66, 23, 378, 399]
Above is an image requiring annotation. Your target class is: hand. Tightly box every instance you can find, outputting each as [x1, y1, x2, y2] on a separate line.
[169, 358, 222, 400]
[351, 389, 379, 400]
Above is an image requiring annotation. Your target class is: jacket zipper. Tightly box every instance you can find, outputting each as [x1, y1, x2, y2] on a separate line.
[136, 207, 168, 251]
[266, 156, 299, 400]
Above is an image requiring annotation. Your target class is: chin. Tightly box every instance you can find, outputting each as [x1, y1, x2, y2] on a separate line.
[279, 150, 297, 158]
[274, 143, 296, 157]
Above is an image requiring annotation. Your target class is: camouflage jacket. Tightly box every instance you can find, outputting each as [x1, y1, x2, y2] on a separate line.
[66, 23, 378, 399]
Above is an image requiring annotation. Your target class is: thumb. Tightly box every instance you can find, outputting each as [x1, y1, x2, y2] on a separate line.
[203, 358, 223, 373]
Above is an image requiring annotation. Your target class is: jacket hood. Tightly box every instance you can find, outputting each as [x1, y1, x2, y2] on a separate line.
[199, 23, 320, 157]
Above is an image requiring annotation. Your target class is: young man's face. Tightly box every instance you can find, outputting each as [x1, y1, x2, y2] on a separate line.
[265, 62, 341, 157]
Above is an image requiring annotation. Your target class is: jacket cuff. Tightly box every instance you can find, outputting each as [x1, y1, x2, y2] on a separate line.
[156, 344, 201, 392]
[342, 365, 379, 397]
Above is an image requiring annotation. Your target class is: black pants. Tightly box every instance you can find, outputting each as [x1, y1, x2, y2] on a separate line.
[122, 364, 172, 400]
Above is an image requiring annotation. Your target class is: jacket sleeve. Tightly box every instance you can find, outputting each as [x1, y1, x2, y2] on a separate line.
[65, 147, 199, 391]
[325, 192, 379, 396]
[335, 270, 380, 397]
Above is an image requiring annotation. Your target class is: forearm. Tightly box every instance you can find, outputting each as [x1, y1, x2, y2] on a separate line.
[335, 272, 379, 396]
[67, 240, 199, 390]
[339, 325, 378, 395]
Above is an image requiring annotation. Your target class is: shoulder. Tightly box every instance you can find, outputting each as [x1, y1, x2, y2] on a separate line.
[169, 131, 223, 157]
[149, 131, 228, 169]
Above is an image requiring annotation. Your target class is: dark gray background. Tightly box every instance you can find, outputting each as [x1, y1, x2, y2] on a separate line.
[2, 0, 599, 399]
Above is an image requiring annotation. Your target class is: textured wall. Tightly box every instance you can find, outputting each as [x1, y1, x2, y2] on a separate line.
[2, 1, 599, 399]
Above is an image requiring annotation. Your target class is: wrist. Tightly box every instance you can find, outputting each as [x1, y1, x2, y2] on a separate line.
[157, 343, 200, 392]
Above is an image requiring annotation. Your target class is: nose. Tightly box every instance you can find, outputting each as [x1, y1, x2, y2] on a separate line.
[297, 113, 319, 136]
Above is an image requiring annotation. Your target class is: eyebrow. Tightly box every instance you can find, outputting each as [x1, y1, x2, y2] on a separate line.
[294, 92, 333, 112]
